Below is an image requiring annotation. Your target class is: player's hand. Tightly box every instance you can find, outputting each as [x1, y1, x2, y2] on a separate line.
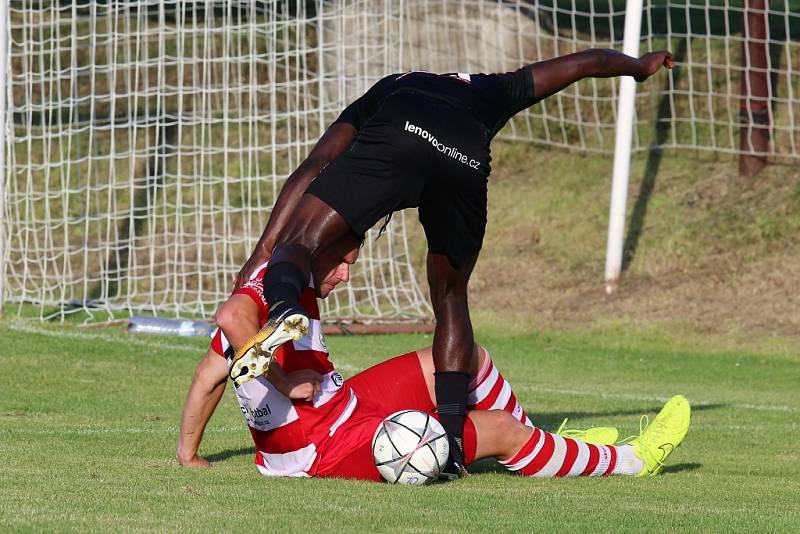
[176, 451, 212, 468]
[286, 369, 323, 402]
[635, 51, 673, 82]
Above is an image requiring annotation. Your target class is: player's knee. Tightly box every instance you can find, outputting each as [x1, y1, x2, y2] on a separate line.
[215, 300, 249, 332]
[489, 411, 530, 451]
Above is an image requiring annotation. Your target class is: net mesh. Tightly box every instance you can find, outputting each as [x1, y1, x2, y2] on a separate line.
[3, 1, 799, 321]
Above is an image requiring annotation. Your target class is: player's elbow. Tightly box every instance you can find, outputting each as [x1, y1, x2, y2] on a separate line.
[584, 48, 611, 76]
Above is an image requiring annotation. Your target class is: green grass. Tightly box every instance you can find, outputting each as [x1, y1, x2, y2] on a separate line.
[1, 319, 798, 532]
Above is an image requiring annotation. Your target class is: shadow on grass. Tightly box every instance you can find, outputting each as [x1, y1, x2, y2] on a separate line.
[622, 39, 687, 272]
[532, 402, 725, 431]
[662, 462, 701, 475]
[533, 407, 664, 430]
[469, 460, 702, 476]
[206, 446, 256, 463]
[469, 458, 513, 475]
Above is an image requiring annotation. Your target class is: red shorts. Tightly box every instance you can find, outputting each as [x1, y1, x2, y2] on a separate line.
[313, 351, 477, 481]
[314, 351, 433, 480]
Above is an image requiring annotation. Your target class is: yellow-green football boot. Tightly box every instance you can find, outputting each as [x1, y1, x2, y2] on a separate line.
[628, 395, 691, 476]
[555, 418, 619, 445]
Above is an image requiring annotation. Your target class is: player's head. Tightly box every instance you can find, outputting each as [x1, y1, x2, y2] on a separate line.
[312, 231, 362, 298]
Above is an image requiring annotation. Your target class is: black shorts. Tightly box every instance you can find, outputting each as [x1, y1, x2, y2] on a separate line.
[306, 91, 491, 268]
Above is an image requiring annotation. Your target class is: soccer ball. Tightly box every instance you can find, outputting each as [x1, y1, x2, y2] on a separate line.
[372, 410, 449, 485]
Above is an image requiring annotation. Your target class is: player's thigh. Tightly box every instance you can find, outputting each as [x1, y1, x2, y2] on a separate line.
[418, 110, 489, 271]
[305, 93, 436, 240]
[315, 411, 385, 481]
[346, 351, 435, 413]
[420, 195, 486, 276]
[273, 193, 352, 256]
[211, 291, 268, 357]
[215, 294, 262, 331]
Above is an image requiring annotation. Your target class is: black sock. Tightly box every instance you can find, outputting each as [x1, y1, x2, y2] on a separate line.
[434, 371, 471, 465]
[262, 261, 307, 319]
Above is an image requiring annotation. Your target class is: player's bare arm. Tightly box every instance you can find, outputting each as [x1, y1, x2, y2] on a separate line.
[176, 347, 322, 468]
[530, 48, 673, 100]
[235, 123, 357, 287]
[176, 349, 229, 468]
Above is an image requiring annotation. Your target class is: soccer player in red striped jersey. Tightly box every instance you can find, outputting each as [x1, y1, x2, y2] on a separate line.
[177, 234, 690, 479]
[177, 232, 542, 475]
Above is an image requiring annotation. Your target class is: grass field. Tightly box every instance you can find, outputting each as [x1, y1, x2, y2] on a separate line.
[1, 319, 798, 532]
[2, 134, 799, 532]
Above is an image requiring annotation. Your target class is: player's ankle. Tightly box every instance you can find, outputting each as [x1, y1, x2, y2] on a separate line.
[434, 371, 471, 465]
[612, 444, 645, 476]
[263, 261, 307, 317]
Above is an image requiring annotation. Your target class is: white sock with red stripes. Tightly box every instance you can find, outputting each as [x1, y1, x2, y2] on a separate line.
[468, 349, 533, 427]
[499, 427, 644, 477]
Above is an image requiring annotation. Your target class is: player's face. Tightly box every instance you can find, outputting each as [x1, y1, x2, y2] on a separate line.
[313, 237, 361, 299]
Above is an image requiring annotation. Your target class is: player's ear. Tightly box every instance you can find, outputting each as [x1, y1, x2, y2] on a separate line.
[339, 262, 350, 283]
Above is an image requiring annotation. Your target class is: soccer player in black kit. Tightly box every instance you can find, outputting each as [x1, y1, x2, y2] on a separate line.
[225, 48, 674, 476]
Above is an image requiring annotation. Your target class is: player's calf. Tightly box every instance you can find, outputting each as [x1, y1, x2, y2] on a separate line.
[464, 407, 630, 478]
[491, 396, 690, 478]
[468, 348, 619, 444]
[469, 347, 532, 426]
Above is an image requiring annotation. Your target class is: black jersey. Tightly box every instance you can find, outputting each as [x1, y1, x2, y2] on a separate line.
[333, 68, 539, 140]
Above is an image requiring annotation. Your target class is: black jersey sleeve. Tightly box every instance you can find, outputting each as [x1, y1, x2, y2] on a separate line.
[468, 67, 540, 139]
[332, 73, 402, 130]
[492, 67, 539, 117]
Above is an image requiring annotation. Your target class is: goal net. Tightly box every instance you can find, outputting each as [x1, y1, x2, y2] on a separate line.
[3, 1, 799, 322]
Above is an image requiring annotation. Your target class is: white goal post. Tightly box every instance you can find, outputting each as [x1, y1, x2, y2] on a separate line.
[0, 0, 7, 317]
[605, 0, 799, 291]
[1, 1, 798, 321]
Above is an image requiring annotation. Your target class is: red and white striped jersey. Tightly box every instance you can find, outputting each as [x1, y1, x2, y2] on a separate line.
[211, 262, 356, 477]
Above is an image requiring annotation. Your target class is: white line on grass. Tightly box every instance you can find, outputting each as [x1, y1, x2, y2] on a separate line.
[6, 321, 795, 414]
[3, 320, 363, 372]
[5, 321, 201, 354]
[0, 425, 244, 436]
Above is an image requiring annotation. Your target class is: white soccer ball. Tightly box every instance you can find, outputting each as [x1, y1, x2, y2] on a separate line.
[371, 410, 449, 485]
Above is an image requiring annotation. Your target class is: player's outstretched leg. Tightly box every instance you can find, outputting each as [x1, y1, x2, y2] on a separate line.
[464, 396, 690, 477]
[498, 425, 643, 477]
